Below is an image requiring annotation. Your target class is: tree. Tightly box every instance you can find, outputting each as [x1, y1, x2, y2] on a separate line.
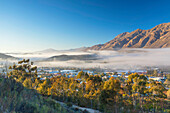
[37, 80, 50, 95]
[8, 66, 12, 70]
[167, 89, 170, 99]
[102, 77, 121, 112]
[145, 80, 167, 112]
[77, 71, 89, 80]
[23, 78, 33, 89]
[153, 69, 158, 76]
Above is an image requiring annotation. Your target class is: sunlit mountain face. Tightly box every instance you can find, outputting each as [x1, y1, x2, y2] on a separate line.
[87, 23, 170, 50]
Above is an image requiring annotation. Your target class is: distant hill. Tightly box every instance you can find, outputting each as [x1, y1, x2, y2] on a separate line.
[87, 23, 170, 50]
[65, 47, 87, 51]
[36, 47, 87, 53]
[36, 48, 59, 53]
[0, 53, 17, 60]
[46, 54, 98, 61]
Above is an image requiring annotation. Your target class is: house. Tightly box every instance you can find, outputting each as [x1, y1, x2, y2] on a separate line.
[68, 75, 75, 78]
[111, 75, 118, 78]
[102, 76, 110, 80]
[49, 71, 59, 74]
[40, 77, 47, 80]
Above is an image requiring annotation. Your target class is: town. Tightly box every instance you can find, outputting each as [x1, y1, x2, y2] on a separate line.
[0, 60, 169, 87]
[36, 67, 168, 83]
[0, 61, 169, 84]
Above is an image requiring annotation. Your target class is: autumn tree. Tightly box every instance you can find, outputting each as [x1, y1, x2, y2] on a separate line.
[77, 71, 89, 80]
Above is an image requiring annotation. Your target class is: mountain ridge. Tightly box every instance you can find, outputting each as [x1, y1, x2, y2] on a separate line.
[35, 47, 88, 53]
[87, 23, 170, 50]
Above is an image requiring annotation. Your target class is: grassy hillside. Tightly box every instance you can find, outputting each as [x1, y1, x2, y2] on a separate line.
[0, 76, 67, 113]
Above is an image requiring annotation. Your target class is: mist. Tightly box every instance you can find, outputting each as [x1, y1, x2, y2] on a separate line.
[5, 48, 170, 71]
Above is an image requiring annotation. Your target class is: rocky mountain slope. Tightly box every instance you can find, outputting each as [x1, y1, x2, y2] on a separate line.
[87, 23, 170, 50]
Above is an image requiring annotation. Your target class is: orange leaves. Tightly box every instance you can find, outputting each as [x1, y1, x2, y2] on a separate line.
[103, 77, 121, 92]
[85, 80, 93, 91]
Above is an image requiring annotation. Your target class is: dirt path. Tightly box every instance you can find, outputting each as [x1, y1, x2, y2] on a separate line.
[55, 100, 101, 113]
[72, 104, 100, 113]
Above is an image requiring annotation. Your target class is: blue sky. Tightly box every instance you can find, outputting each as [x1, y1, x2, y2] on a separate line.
[0, 0, 170, 52]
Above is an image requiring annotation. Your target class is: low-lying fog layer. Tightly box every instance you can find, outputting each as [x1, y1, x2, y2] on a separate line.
[6, 51, 93, 60]
[5, 48, 170, 70]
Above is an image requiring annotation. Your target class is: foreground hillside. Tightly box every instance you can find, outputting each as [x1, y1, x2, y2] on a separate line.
[87, 23, 170, 50]
[0, 76, 67, 113]
[3, 59, 169, 113]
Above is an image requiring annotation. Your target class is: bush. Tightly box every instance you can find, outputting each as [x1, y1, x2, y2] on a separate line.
[15, 102, 36, 113]
[66, 102, 73, 108]
[83, 109, 90, 113]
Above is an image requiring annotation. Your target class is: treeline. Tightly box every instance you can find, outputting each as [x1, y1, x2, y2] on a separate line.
[7, 59, 170, 113]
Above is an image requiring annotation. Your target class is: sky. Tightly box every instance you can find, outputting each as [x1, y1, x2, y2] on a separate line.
[0, 0, 170, 53]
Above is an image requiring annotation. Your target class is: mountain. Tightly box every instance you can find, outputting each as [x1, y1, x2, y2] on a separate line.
[87, 23, 170, 50]
[36, 47, 87, 54]
[65, 47, 87, 52]
[36, 48, 59, 53]
[46, 54, 98, 61]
